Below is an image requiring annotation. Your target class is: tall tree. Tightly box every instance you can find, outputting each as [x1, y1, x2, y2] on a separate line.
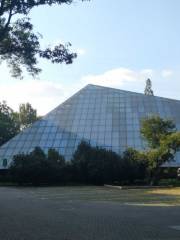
[0, 101, 19, 146]
[18, 103, 38, 129]
[0, 0, 87, 78]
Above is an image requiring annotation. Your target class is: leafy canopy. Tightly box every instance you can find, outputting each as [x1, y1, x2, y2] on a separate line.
[140, 115, 180, 184]
[0, 101, 20, 146]
[0, 0, 87, 78]
[0, 101, 39, 146]
[71, 141, 146, 184]
[141, 115, 176, 148]
[18, 102, 38, 129]
[10, 147, 65, 185]
[122, 148, 147, 183]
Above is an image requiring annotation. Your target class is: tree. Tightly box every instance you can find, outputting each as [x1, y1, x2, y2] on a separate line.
[71, 141, 94, 183]
[141, 115, 176, 148]
[10, 147, 66, 185]
[10, 147, 48, 185]
[0, 101, 19, 146]
[140, 116, 180, 184]
[71, 141, 122, 184]
[18, 103, 38, 129]
[47, 148, 65, 165]
[0, 0, 88, 78]
[47, 148, 66, 183]
[0, 101, 39, 146]
[122, 148, 147, 184]
[144, 78, 154, 96]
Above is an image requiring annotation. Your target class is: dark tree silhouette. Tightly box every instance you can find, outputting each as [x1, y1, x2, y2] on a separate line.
[0, 0, 88, 78]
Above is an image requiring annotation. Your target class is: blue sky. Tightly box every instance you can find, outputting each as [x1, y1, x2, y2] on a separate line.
[1, 0, 180, 114]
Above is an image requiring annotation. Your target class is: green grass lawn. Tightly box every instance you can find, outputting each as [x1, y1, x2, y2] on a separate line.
[26, 186, 180, 206]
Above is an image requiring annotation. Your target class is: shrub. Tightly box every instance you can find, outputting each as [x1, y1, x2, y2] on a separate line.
[71, 141, 122, 184]
[71, 141, 147, 185]
[159, 167, 178, 179]
[10, 147, 65, 185]
[10, 143, 149, 186]
[158, 178, 180, 187]
[121, 148, 148, 184]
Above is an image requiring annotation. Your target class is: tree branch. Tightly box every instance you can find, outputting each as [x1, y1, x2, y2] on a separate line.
[0, 2, 13, 41]
[0, 0, 6, 16]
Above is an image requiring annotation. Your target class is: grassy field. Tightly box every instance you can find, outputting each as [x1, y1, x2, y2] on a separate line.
[25, 186, 180, 206]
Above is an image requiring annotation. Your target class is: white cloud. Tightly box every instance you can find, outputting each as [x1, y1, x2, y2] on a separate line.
[0, 65, 178, 117]
[0, 80, 66, 115]
[161, 69, 173, 78]
[81, 67, 153, 88]
[0, 60, 82, 116]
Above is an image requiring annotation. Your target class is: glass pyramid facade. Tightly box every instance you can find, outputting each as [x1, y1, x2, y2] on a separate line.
[1, 84, 180, 169]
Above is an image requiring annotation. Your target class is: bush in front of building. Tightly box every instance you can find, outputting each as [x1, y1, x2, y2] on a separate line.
[9, 142, 149, 186]
[71, 141, 122, 185]
[158, 178, 180, 187]
[10, 147, 66, 185]
[121, 148, 148, 184]
[71, 141, 147, 185]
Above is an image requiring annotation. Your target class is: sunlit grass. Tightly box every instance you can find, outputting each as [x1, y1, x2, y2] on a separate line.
[149, 187, 180, 196]
[26, 186, 180, 206]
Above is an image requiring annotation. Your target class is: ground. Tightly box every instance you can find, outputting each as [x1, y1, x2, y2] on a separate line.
[0, 186, 180, 240]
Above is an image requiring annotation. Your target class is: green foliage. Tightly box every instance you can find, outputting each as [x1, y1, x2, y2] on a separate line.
[0, 101, 39, 146]
[141, 115, 176, 148]
[122, 148, 147, 184]
[5, 115, 180, 186]
[48, 148, 65, 165]
[71, 141, 120, 184]
[71, 141, 146, 185]
[9, 142, 149, 185]
[0, 0, 88, 78]
[161, 132, 180, 152]
[158, 178, 180, 187]
[160, 167, 178, 179]
[145, 132, 180, 172]
[10, 147, 66, 185]
[0, 101, 19, 146]
[140, 116, 180, 184]
[18, 103, 37, 129]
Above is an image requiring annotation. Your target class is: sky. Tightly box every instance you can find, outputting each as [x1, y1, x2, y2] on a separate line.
[1, 0, 180, 115]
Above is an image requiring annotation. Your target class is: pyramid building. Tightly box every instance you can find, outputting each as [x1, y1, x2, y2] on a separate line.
[1, 84, 180, 169]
